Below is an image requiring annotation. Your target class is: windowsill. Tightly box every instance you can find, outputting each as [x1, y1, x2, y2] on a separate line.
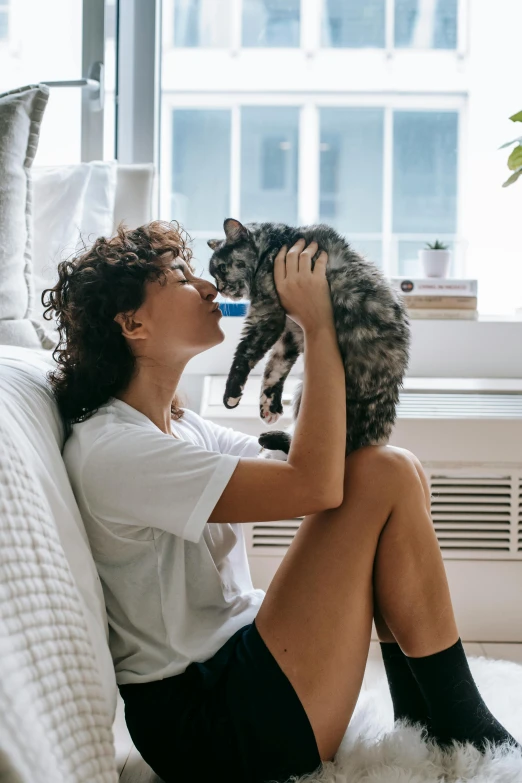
[184, 313, 522, 379]
[418, 313, 522, 322]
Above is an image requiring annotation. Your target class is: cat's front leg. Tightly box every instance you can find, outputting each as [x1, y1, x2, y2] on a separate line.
[224, 310, 286, 409]
[260, 320, 303, 423]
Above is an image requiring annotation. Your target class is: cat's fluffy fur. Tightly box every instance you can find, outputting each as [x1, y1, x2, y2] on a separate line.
[207, 218, 411, 456]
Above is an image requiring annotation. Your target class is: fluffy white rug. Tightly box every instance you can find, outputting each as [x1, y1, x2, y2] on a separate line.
[293, 656, 522, 783]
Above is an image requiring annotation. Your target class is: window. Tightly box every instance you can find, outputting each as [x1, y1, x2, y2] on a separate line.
[320, 108, 384, 263]
[171, 109, 231, 230]
[0, 1, 114, 164]
[243, 0, 300, 47]
[174, 0, 233, 47]
[159, 0, 522, 314]
[241, 107, 299, 223]
[322, 0, 385, 48]
[322, 0, 457, 49]
[395, 0, 457, 49]
[0, 1, 9, 41]
[394, 110, 458, 274]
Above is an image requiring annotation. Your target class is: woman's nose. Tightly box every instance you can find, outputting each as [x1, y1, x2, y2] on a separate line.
[200, 279, 218, 299]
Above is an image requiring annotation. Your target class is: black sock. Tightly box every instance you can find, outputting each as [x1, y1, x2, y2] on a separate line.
[380, 642, 431, 731]
[406, 638, 521, 751]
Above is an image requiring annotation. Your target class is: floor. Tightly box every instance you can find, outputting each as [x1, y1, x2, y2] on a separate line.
[114, 642, 522, 782]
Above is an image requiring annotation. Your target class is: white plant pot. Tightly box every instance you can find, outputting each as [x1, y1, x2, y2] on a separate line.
[419, 249, 451, 278]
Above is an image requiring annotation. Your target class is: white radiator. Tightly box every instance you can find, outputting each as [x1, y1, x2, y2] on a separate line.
[201, 375, 522, 641]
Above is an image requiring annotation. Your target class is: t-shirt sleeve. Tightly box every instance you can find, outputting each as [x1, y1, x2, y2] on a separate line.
[81, 426, 241, 543]
[200, 416, 264, 458]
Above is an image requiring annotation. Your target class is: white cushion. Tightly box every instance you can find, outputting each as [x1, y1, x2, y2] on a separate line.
[31, 161, 118, 335]
[0, 84, 51, 349]
[0, 344, 118, 722]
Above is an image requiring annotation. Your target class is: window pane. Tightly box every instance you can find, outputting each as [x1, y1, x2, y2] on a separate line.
[104, 0, 117, 160]
[242, 0, 300, 47]
[0, 10, 8, 40]
[320, 108, 383, 233]
[393, 110, 458, 234]
[174, 0, 232, 47]
[395, 0, 457, 49]
[351, 238, 382, 267]
[241, 107, 299, 224]
[172, 110, 231, 231]
[0, 0, 83, 164]
[322, 0, 385, 48]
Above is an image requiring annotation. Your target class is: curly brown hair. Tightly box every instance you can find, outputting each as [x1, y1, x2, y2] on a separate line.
[42, 219, 196, 440]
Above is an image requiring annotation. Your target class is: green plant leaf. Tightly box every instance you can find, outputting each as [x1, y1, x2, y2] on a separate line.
[502, 166, 522, 187]
[507, 145, 522, 170]
[509, 110, 522, 123]
[425, 239, 448, 250]
[498, 136, 522, 150]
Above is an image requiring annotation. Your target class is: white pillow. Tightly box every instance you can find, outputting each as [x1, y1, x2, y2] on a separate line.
[0, 84, 50, 349]
[31, 161, 118, 334]
[0, 344, 118, 723]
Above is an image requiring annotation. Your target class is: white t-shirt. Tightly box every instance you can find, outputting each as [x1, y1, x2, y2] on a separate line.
[62, 397, 266, 685]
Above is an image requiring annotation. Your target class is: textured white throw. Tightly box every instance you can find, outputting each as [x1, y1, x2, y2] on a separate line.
[0, 416, 119, 783]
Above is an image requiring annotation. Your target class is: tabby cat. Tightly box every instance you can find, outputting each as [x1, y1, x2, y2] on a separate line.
[207, 218, 411, 457]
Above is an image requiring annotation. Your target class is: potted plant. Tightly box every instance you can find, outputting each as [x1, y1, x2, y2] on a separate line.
[419, 239, 450, 278]
[499, 109, 522, 187]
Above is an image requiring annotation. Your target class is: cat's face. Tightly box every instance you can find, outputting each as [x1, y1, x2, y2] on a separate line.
[207, 218, 258, 300]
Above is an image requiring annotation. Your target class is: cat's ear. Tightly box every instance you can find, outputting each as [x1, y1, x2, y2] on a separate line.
[223, 218, 248, 244]
[207, 238, 222, 250]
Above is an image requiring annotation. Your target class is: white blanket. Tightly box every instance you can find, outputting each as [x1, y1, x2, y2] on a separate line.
[0, 414, 119, 783]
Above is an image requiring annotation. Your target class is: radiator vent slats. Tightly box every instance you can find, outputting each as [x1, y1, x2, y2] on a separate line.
[396, 394, 522, 418]
[251, 472, 522, 559]
[519, 479, 522, 552]
[430, 475, 514, 553]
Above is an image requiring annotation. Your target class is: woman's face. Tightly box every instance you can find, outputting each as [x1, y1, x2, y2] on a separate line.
[132, 255, 225, 361]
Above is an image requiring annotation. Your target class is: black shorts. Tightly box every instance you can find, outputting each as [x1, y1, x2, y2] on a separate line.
[118, 618, 323, 783]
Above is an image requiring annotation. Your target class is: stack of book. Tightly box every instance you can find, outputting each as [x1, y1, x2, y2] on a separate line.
[390, 278, 478, 320]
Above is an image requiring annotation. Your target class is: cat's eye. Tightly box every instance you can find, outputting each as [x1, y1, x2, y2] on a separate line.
[218, 264, 227, 275]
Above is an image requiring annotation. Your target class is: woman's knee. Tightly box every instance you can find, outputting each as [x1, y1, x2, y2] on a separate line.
[343, 444, 420, 496]
[384, 446, 432, 511]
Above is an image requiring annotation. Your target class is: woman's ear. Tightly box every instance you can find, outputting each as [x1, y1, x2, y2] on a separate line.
[207, 238, 222, 250]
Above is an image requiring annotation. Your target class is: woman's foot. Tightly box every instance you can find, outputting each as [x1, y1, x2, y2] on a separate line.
[406, 638, 521, 753]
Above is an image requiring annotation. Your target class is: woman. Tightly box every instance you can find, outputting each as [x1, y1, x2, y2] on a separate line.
[45, 220, 518, 783]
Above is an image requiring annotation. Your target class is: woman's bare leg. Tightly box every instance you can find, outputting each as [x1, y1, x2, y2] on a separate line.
[373, 446, 433, 643]
[254, 445, 458, 762]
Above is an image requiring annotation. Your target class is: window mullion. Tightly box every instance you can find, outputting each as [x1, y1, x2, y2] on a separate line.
[301, 0, 320, 51]
[231, 104, 241, 218]
[81, 0, 105, 161]
[382, 105, 394, 276]
[232, 0, 242, 51]
[298, 103, 319, 225]
[385, 0, 394, 53]
[116, 0, 160, 167]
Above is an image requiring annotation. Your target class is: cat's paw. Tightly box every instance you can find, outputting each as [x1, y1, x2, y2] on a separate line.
[223, 379, 244, 409]
[223, 393, 242, 409]
[259, 389, 283, 424]
[259, 448, 288, 462]
[258, 430, 292, 455]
